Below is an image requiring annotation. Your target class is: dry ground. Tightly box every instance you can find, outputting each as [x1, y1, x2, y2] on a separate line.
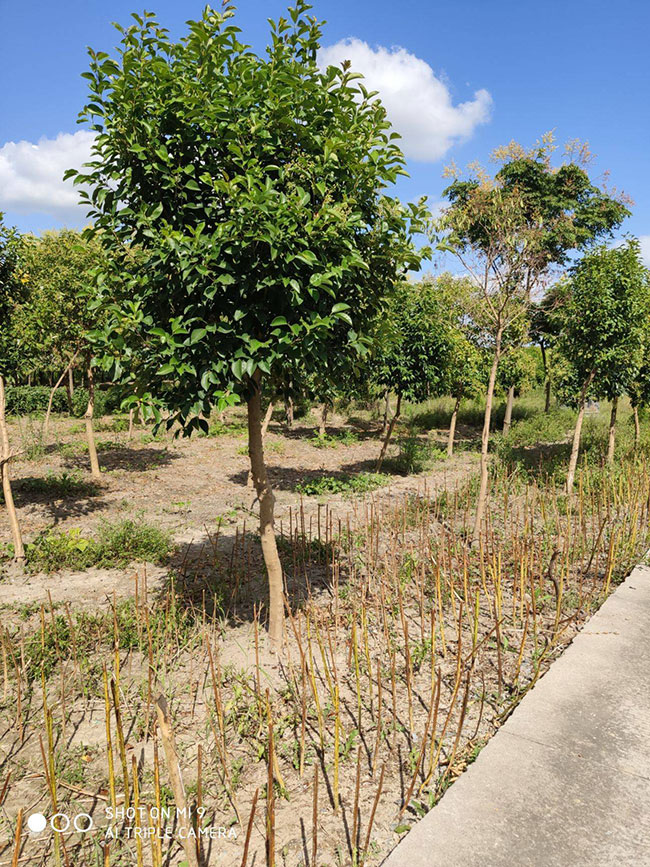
[1, 406, 647, 867]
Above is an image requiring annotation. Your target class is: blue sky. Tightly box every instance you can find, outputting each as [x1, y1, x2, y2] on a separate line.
[1, 0, 649, 262]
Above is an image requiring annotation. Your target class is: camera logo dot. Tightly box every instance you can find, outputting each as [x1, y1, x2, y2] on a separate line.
[27, 813, 47, 834]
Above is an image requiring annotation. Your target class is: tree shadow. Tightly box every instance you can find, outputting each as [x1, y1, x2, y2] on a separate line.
[8, 475, 111, 524]
[159, 522, 343, 629]
[62, 446, 178, 474]
[498, 441, 571, 480]
[227, 457, 389, 492]
[267, 418, 380, 443]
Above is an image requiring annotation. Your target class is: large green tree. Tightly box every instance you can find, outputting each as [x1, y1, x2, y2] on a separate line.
[70, 2, 428, 647]
[437, 135, 630, 540]
[559, 240, 648, 489]
[0, 215, 26, 560]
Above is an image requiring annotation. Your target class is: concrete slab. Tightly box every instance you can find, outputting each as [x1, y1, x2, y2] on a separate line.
[384, 563, 650, 867]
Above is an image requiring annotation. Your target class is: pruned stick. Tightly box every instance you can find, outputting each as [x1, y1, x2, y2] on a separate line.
[155, 696, 200, 867]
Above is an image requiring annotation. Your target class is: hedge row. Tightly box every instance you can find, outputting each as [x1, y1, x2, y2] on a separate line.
[6, 386, 123, 417]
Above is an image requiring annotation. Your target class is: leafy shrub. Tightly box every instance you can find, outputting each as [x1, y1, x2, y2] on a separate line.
[6, 386, 68, 415]
[6, 385, 123, 417]
[25, 519, 173, 573]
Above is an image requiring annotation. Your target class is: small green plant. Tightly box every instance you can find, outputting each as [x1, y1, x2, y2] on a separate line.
[25, 519, 173, 573]
[385, 436, 442, 475]
[26, 528, 97, 572]
[311, 430, 360, 448]
[207, 419, 247, 438]
[16, 471, 100, 500]
[296, 472, 386, 496]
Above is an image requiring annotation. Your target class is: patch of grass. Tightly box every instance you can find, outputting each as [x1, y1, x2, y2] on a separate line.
[21, 593, 198, 681]
[296, 471, 387, 497]
[16, 470, 100, 500]
[25, 519, 173, 573]
[310, 430, 360, 449]
[384, 436, 444, 475]
[206, 419, 247, 437]
[58, 441, 88, 457]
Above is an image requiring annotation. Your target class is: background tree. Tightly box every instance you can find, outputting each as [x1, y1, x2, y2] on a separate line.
[16, 230, 106, 476]
[72, 2, 428, 647]
[0, 215, 26, 560]
[434, 273, 485, 457]
[628, 335, 650, 449]
[373, 279, 451, 469]
[558, 240, 647, 490]
[498, 345, 537, 435]
[443, 329, 484, 456]
[437, 134, 630, 540]
[530, 285, 564, 413]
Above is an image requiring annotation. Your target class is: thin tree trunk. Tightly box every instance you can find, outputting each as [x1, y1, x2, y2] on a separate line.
[85, 364, 101, 481]
[318, 402, 329, 437]
[472, 339, 502, 542]
[633, 404, 641, 449]
[502, 386, 515, 436]
[447, 394, 461, 458]
[566, 371, 595, 494]
[261, 401, 274, 439]
[155, 696, 200, 867]
[380, 389, 391, 436]
[376, 391, 401, 472]
[0, 375, 25, 560]
[65, 368, 74, 414]
[68, 365, 75, 396]
[540, 342, 551, 413]
[128, 408, 134, 441]
[44, 350, 79, 440]
[248, 373, 284, 651]
[284, 396, 294, 430]
[606, 396, 618, 465]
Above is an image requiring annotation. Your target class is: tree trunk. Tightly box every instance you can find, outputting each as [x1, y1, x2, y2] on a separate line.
[606, 396, 618, 465]
[380, 389, 391, 436]
[376, 391, 401, 472]
[65, 368, 74, 414]
[248, 373, 284, 651]
[128, 408, 135, 442]
[284, 396, 294, 430]
[68, 365, 75, 397]
[540, 342, 551, 413]
[85, 364, 101, 481]
[318, 402, 329, 437]
[0, 375, 25, 560]
[633, 404, 641, 449]
[44, 351, 79, 440]
[502, 386, 515, 436]
[261, 401, 274, 439]
[566, 372, 595, 494]
[472, 339, 501, 542]
[447, 394, 461, 458]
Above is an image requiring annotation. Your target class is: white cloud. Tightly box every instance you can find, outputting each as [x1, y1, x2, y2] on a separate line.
[639, 235, 650, 267]
[0, 131, 94, 220]
[319, 38, 492, 162]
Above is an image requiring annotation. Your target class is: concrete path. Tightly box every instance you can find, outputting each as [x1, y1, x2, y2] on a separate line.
[384, 562, 650, 867]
